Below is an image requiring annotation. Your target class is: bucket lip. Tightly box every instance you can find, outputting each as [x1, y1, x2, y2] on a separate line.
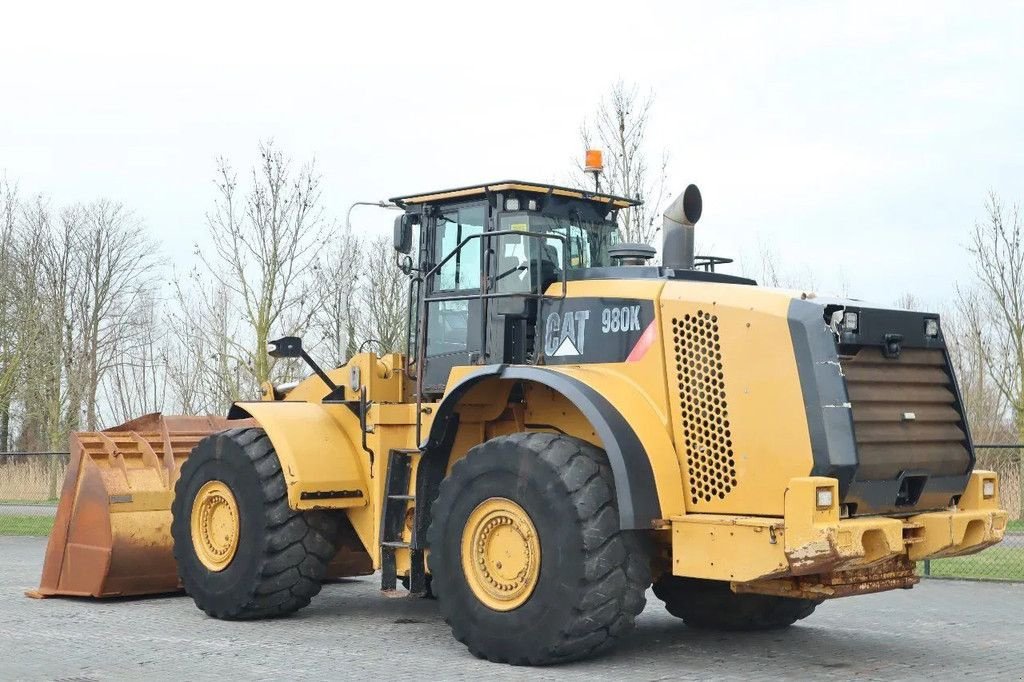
[103, 413, 232, 435]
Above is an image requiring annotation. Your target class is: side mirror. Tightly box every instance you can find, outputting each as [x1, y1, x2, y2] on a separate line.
[393, 214, 415, 254]
[267, 336, 303, 359]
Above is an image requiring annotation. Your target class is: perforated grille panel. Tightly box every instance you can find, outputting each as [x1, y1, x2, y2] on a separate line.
[672, 311, 737, 504]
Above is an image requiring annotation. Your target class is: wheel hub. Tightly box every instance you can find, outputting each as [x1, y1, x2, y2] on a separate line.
[190, 480, 240, 572]
[461, 497, 540, 611]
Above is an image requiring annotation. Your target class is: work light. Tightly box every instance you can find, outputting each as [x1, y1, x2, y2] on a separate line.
[815, 487, 834, 509]
[983, 479, 996, 499]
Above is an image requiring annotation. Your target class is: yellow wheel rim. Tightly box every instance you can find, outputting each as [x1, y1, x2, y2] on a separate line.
[190, 480, 240, 572]
[461, 497, 541, 611]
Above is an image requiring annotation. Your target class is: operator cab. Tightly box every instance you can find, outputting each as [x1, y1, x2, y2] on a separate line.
[391, 181, 637, 393]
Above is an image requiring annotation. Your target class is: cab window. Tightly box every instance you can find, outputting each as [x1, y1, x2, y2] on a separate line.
[434, 203, 487, 291]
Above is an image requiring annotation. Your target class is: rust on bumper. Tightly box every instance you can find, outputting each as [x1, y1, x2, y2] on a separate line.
[732, 556, 919, 600]
[671, 472, 1008, 596]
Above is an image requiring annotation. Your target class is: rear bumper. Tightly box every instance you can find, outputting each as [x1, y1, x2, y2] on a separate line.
[671, 471, 1007, 588]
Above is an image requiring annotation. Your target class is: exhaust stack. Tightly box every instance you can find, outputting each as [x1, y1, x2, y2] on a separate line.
[662, 184, 702, 270]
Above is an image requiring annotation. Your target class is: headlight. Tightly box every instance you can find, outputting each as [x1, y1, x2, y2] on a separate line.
[505, 197, 520, 211]
[982, 479, 996, 499]
[816, 487, 835, 509]
[842, 311, 859, 333]
[924, 318, 940, 338]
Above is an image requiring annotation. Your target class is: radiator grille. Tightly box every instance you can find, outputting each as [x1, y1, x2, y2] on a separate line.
[841, 347, 970, 480]
[672, 311, 737, 504]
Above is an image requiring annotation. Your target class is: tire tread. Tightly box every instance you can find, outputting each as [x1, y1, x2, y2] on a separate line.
[652, 576, 820, 631]
[173, 427, 340, 620]
[428, 432, 651, 665]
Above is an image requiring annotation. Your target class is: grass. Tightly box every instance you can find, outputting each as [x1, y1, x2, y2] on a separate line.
[0, 514, 55, 537]
[922, 547, 1024, 582]
[1007, 519, 1024, 533]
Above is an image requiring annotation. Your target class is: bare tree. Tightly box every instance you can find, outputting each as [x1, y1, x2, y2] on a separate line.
[0, 177, 19, 450]
[945, 296, 1011, 445]
[197, 141, 328, 393]
[167, 271, 247, 415]
[957, 193, 1024, 517]
[75, 200, 160, 428]
[576, 80, 670, 245]
[894, 292, 919, 310]
[309, 232, 364, 367]
[740, 239, 817, 291]
[103, 289, 168, 424]
[164, 278, 214, 415]
[359, 235, 408, 354]
[960, 194, 1024, 437]
[11, 197, 83, 450]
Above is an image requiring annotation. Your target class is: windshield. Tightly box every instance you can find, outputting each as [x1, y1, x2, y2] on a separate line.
[498, 213, 619, 269]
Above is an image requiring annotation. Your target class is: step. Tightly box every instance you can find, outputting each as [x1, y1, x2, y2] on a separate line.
[382, 541, 410, 549]
[388, 494, 415, 501]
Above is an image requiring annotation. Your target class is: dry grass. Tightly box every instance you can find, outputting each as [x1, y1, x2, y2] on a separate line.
[0, 457, 68, 503]
[978, 451, 1022, 520]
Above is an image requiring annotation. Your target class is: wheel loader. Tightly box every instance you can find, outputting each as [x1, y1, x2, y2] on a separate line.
[35, 170, 1007, 665]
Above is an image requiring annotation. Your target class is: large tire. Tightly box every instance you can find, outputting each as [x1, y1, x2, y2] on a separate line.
[427, 432, 650, 665]
[171, 427, 341, 620]
[652, 576, 820, 631]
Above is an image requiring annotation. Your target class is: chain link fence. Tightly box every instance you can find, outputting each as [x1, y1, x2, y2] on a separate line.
[0, 445, 1020, 580]
[0, 452, 67, 538]
[921, 444, 1023, 582]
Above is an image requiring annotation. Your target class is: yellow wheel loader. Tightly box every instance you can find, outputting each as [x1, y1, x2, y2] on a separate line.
[37, 175, 1008, 665]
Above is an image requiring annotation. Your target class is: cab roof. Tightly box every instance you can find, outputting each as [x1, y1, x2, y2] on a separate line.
[389, 180, 640, 209]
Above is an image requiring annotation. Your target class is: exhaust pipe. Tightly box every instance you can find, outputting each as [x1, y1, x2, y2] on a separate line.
[662, 184, 702, 270]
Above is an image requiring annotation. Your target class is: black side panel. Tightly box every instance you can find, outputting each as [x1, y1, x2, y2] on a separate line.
[422, 365, 661, 529]
[787, 299, 859, 498]
[538, 297, 655, 365]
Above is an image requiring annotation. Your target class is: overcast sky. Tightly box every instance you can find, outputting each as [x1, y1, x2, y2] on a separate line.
[2, 1, 1022, 309]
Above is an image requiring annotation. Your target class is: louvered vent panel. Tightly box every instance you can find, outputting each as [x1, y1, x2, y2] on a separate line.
[672, 310, 737, 504]
[841, 347, 970, 480]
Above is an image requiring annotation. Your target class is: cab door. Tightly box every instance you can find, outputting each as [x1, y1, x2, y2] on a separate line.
[422, 201, 488, 392]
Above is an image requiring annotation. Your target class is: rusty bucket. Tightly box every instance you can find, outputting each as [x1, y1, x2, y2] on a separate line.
[28, 414, 233, 598]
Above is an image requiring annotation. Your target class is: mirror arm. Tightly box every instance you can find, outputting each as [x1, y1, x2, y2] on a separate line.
[300, 349, 339, 392]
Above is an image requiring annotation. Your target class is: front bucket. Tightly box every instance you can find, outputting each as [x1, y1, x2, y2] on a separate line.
[28, 414, 233, 598]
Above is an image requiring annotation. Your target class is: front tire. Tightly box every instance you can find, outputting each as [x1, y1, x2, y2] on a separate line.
[171, 427, 341, 620]
[427, 433, 650, 665]
[652, 576, 820, 630]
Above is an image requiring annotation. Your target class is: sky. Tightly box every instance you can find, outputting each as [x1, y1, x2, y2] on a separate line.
[2, 0, 1022, 310]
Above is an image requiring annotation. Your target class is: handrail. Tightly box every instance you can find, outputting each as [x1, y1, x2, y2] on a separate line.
[412, 229, 571, 433]
[422, 229, 569, 368]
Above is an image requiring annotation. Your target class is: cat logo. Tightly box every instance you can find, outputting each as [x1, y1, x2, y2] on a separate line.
[544, 310, 590, 357]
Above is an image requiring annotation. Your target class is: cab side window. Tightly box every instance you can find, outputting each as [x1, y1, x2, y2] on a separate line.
[434, 204, 486, 291]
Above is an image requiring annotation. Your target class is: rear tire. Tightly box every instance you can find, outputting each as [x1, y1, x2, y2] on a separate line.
[171, 427, 341, 620]
[652, 576, 820, 630]
[427, 433, 650, 665]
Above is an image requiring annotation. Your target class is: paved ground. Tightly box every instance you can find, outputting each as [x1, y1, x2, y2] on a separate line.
[2, 537, 1022, 681]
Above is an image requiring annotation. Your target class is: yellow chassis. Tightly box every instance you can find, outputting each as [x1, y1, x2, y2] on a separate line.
[671, 471, 1008, 598]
